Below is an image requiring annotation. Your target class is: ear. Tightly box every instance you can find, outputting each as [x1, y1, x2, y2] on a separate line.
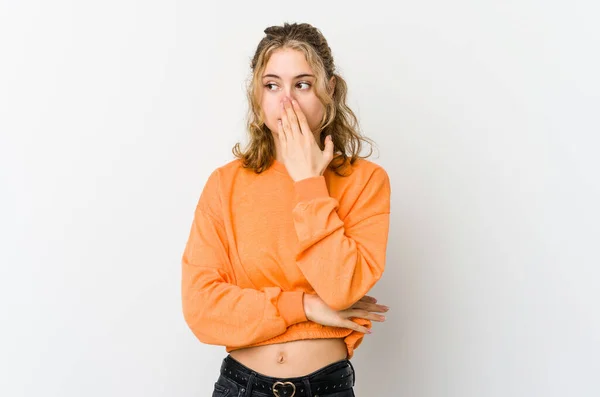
[327, 76, 336, 95]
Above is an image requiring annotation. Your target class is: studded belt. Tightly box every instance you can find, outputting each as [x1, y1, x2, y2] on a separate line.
[220, 355, 355, 396]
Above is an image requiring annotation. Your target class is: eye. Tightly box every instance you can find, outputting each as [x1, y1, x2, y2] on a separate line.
[263, 82, 312, 91]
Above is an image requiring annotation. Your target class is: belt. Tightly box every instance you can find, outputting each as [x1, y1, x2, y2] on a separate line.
[221, 355, 355, 397]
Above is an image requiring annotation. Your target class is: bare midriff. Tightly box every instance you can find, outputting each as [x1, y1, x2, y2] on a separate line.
[228, 338, 348, 378]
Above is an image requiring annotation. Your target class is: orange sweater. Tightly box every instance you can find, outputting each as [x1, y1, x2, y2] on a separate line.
[181, 156, 391, 359]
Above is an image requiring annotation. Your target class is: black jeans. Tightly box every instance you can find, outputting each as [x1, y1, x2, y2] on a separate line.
[212, 354, 356, 397]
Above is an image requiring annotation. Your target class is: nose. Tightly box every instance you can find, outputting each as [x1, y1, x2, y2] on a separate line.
[281, 88, 297, 103]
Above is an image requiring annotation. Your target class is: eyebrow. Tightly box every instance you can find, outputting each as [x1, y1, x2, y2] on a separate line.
[262, 73, 315, 79]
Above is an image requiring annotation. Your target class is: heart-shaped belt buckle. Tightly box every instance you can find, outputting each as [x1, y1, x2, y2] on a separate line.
[272, 381, 296, 397]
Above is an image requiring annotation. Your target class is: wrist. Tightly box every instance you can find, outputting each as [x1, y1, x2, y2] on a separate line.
[302, 293, 314, 319]
[293, 175, 329, 203]
[293, 173, 321, 183]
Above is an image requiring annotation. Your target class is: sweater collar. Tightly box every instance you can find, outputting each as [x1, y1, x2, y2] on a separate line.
[269, 154, 345, 176]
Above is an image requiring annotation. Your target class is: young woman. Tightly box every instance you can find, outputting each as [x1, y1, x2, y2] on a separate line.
[182, 22, 391, 397]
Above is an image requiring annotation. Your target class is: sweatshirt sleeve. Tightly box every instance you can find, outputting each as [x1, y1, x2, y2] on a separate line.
[181, 170, 307, 348]
[292, 166, 391, 311]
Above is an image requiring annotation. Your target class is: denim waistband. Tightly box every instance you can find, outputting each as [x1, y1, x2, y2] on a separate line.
[220, 354, 355, 396]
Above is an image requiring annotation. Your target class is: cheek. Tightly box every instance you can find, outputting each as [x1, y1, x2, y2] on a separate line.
[299, 101, 325, 130]
[260, 98, 280, 130]
[264, 100, 279, 117]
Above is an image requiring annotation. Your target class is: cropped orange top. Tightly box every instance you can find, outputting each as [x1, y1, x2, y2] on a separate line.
[181, 156, 391, 359]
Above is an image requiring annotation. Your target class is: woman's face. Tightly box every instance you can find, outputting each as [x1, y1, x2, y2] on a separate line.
[259, 48, 327, 138]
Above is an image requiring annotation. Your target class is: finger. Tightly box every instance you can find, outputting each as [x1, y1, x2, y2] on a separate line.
[344, 308, 386, 322]
[350, 301, 370, 311]
[341, 320, 372, 334]
[351, 301, 389, 313]
[291, 99, 312, 138]
[284, 99, 302, 139]
[277, 103, 287, 142]
[359, 295, 377, 303]
[277, 118, 286, 146]
[323, 134, 334, 161]
[280, 102, 293, 140]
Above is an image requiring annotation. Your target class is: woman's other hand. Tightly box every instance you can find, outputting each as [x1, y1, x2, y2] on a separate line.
[302, 294, 389, 334]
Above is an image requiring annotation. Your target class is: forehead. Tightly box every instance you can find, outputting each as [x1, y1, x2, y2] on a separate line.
[263, 48, 313, 77]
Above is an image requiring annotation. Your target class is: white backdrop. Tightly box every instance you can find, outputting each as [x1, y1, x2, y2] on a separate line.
[1, 1, 599, 396]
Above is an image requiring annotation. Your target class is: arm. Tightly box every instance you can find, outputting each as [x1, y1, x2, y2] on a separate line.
[181, 171, 307, 348]
[292, 166, 391, 311]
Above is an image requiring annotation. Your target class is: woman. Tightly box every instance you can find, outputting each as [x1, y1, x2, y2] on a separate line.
[182, 22, 391, 397]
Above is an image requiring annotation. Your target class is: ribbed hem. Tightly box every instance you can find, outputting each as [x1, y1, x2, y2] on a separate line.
[278, 291, 308, 326]
[225, 320, 371, 360]
[293, 176, 329, 203]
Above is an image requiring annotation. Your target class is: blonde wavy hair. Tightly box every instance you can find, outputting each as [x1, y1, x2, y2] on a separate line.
[232, 22, 377, 176]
